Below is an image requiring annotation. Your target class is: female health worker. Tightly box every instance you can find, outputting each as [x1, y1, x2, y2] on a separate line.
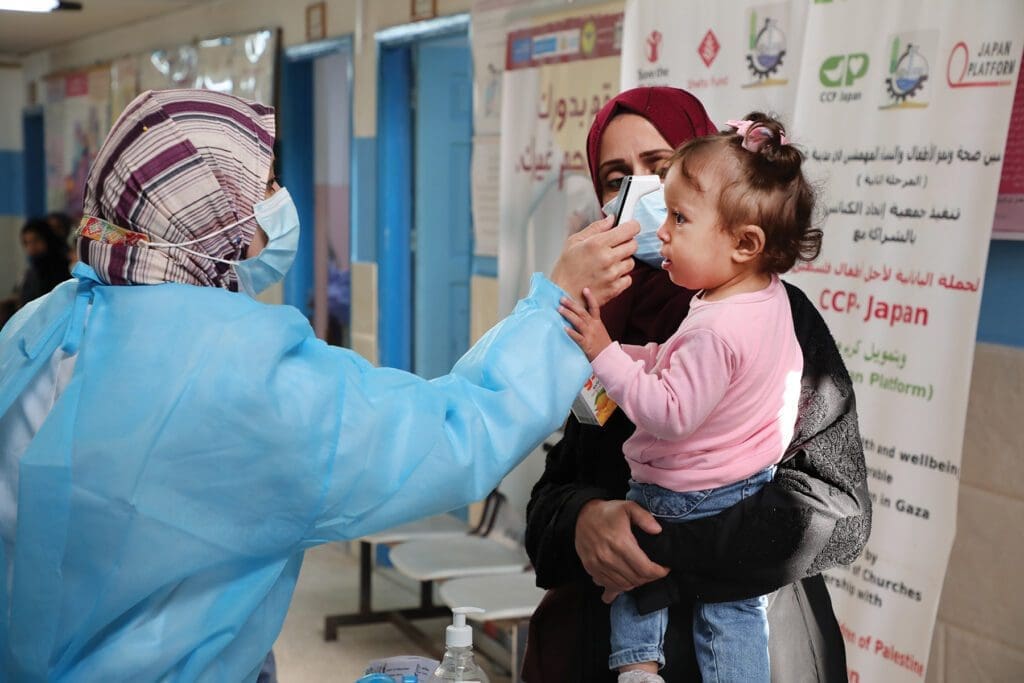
[0, 89, 638, 681]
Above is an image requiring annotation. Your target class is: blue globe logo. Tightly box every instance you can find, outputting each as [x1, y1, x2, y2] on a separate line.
[887, 43, 929, 102]
[747, 18, 786, 80]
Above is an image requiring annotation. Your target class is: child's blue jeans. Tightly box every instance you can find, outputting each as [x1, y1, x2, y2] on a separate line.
[609, 467, 775, 683]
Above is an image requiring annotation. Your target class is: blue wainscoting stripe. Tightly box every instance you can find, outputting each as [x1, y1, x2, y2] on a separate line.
[977, 240, 1024, 348]
[472, 255, 497, 278]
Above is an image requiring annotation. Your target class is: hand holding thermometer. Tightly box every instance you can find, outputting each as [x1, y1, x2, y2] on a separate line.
[610, 174, 662, 226]
[569, 175, 662, 427]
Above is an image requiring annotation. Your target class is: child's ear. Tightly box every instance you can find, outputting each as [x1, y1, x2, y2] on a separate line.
[732, 224, 765, 264]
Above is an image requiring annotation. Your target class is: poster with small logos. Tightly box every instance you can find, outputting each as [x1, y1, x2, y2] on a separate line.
[44, 67, 112, 218]
[620, 1, 1023, 680]
[497, 3, 624, 315]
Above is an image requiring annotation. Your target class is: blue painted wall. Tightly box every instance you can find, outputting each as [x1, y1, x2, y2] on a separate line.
[22, 111, 44, 219]
[0, 150, 24, 216]
[977, 240, 1024, 348]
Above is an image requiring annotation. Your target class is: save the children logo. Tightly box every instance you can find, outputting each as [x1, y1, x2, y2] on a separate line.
[946, 39, 1018, 88]
[880, 31, 936, 110]
[646, 30, 662, 63]
[636, 26, 670, 84]
[743, 4, 789, 88]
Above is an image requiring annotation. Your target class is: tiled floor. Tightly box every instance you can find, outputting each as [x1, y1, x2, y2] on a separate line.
[274, 544, 510, 682]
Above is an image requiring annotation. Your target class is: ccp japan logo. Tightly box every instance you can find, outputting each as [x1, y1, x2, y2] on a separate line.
[820, 53, 870, 87]
[746, 16, 786, 83]
[819, 53, 869, 103]
[646, 30, 662, 63]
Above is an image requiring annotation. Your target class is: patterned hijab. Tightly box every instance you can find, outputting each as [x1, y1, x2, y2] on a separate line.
[585, 87, 717, 344]
[78, 89, 276, 289]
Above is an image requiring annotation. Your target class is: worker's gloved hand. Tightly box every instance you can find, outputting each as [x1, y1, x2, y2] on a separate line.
[550, 215, 639, 305]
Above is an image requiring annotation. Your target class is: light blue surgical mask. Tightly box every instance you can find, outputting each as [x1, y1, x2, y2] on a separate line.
[233, 188, 300, 297]
[602, 185, 667, 268]
[144, 187, 300, 297]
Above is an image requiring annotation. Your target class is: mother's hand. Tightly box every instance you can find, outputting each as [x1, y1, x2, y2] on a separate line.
[575, 499, 669, 604]
[549, 216, 639, 305]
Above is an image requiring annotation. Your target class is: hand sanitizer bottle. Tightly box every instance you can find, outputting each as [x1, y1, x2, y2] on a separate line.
[425, 607, 490, 682]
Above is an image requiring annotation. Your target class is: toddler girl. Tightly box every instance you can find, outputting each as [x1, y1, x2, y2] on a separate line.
[560, 112, 822, 683]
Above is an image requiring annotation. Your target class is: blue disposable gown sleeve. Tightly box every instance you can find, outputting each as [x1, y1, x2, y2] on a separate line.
[303, 274, 590, 544]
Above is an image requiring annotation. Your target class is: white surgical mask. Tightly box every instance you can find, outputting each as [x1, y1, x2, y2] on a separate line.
[602, 185, 667, 267]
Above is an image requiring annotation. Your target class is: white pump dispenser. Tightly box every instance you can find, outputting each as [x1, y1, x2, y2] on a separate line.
[446, 607, 483, 648]
[426, 607, 490, 682]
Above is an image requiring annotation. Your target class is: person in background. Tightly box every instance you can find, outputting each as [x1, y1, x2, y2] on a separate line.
[46, 211, 74, 244]
[47, 211, 78, 268]
[18, 217, 71, 307]
[0, 88, 638, 681]
[523, 87, 869, 683]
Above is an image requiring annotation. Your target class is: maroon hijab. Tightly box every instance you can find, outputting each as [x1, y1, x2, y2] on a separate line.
[587, 87, 717, 344]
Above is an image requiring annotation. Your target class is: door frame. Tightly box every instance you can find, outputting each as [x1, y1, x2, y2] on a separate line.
[375, 13, 470, 372]
[280, 36, 354, 333]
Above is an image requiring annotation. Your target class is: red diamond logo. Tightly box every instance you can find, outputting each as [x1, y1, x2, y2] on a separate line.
[698, 29, 720, 68]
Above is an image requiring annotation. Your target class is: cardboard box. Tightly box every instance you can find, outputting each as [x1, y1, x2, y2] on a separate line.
[571, 374, 618, 426]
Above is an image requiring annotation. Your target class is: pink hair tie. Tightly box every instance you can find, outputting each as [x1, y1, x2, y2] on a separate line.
[725, 119, 788, 153]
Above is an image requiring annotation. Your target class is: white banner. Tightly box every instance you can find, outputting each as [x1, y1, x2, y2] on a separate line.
[470, 2, 517, 257]
[789, 2, 1021, 681]
[621, 1, 1024, 681]
[621, 0, 807, 129]
[497, 5, 623, 315]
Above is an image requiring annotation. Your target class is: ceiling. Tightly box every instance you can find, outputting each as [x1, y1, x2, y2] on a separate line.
[0, 0, 217, 58]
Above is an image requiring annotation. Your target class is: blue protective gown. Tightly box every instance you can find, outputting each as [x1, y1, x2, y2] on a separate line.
[0, 264, 588, 681]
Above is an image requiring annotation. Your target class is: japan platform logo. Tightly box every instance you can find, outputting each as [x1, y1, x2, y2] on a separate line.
[880, 31, 936, 110]
[744, 4, 789, 88]
[947, 39, 1018, 88]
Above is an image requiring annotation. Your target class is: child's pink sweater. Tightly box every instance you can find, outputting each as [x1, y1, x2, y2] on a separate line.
[591, 276, 803, 492]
